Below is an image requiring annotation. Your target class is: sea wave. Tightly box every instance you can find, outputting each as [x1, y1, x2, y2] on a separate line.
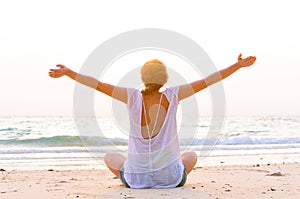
[216, 136, 300, 145]
[0, 136, 128, 147]
[1, 135, 300, 147]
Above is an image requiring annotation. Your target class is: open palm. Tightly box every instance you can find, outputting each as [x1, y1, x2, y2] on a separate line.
[237, 54, 256, 67]
[49, 64, 68, 78]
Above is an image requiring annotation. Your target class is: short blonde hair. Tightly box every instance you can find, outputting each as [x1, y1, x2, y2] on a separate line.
[140, 59, 168, 86]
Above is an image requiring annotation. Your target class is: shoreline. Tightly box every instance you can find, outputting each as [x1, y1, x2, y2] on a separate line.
[1, 162, 300, 199]
[2, 152, 299, 171]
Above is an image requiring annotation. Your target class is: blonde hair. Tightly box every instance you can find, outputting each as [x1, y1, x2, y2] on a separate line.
[140, 59, 168, 95]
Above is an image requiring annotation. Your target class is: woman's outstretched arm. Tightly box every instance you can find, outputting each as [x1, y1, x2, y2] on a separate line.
[49, 64, 128, 103]
[178, 54, 256, 101]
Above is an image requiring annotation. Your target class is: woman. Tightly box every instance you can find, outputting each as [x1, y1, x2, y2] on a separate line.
[49, 54, 256, 188]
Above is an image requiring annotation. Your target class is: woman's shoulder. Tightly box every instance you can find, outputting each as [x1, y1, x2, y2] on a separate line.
[163, 86, 180, 96]
[162, 86, 180, 103]
[127, 88, 142, 105]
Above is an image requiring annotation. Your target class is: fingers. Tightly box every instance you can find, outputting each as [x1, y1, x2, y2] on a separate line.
[236, 54, 256, 67]
[247, 56, 256, 62]
[238, 54, 256, 63]
[49, 71, 62, 78]
[245, 56, 256, 66]
[238, 53, 242, 60]
[56, 64, 65, 68]
[49, 64, 66, 78]
[49, 69, 62, 78]
[48, 71, 55, 78]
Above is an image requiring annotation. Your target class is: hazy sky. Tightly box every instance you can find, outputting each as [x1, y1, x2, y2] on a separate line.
[0, 0, 299, 117]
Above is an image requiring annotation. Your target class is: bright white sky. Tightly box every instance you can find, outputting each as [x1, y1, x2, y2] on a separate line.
[0, 0, 299, 117]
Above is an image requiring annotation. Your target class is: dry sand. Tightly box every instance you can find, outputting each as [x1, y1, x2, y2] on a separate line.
[1, 163, 300, 199]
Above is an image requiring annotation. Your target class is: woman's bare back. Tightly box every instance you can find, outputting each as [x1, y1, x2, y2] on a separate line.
[141, 92, 169, 139]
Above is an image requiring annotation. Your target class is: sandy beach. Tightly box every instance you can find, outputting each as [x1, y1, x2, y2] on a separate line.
[1, 162, 300, 199]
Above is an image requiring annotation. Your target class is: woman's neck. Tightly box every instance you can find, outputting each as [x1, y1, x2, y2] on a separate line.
[141, 83, 163, 95]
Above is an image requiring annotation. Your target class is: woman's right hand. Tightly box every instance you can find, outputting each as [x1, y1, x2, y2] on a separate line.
[48, 64, 69, 78]
[236, 54, 256, 68]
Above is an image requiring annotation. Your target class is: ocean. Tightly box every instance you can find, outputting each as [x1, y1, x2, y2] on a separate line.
[1, 116, 300, 170]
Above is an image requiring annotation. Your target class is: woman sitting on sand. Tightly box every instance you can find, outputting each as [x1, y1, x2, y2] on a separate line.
[49, 54, 256, 188]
